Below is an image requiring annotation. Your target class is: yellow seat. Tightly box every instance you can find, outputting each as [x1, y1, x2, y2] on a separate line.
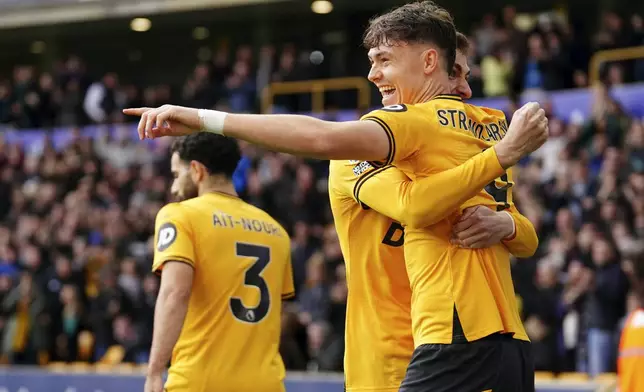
[95, 363, 116, 373]
[47, 362, 70, 373]
[113, 363, 136, 374]
[594, 372, 617, 384]
[69, 362, 92, 373]
[99, 345, 126, 365]
[557, 372, 590, 382]
[535, 371, 555, 381]
[135, 363, 148, 374]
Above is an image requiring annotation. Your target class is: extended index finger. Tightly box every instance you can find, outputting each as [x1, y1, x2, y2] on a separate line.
[122, 107, 150, 116]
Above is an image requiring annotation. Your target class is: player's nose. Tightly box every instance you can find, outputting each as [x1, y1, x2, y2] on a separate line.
[458, 82, 472, 100]
[367, 66, 381, 83]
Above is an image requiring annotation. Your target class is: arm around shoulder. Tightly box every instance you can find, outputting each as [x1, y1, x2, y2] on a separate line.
[355, 148, 505, 228]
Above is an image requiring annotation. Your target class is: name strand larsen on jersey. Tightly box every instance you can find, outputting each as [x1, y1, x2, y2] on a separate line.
[437, 109, 509, 142]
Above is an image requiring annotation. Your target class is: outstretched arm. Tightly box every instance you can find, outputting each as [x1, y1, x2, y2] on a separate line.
[122, 104, 540, 169]
[125, 105, 392, 162]
[225, 114, 396, 161]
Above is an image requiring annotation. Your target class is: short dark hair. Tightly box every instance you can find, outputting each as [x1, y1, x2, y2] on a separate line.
[456, 31, 470, 54]
[363, 1, 457, 72]
[171, 133, 241, 178]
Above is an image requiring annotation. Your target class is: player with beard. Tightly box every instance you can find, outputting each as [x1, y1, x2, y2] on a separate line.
[145, 133, 294, 392]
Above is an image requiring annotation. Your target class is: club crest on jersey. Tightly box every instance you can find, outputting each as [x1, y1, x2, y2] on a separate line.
[381, 104, 407, 112]
[353, 161, 374, 176]
[157, 222, 177, 252]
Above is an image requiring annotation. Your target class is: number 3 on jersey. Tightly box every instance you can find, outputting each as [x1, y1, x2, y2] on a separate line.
[230, 242, 271, 324]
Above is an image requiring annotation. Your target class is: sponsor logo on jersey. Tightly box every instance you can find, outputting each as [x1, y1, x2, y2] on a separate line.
[381, 104, 407, 112]
[157, 222, 177, 252]
[352, 161, 374, 176]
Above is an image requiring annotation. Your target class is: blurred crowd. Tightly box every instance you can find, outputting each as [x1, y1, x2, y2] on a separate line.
[0, 7, 644, 377]
[508, 83, 644, 376]
[0, 43, 318, 130]
[0, 129, 343, 369]
[465, 9, 644, 98]
[2, 9, 644, 131]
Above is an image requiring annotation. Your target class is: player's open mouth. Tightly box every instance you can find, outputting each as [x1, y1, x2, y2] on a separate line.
[379, 86, 396, 98]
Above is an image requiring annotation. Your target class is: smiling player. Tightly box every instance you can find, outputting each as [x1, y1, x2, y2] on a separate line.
[127, 3, 545, 391]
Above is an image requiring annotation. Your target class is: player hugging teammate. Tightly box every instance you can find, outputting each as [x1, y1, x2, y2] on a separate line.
[127, 2, 551, 392]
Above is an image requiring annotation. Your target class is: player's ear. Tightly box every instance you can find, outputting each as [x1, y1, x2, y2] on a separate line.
[422, 47, 439, 75]
[189, 160, 206, 183]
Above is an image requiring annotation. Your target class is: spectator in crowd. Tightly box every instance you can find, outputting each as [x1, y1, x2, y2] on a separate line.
[585, 236, 629, 376]
[480, 44, 512, 97]
[83, 73, 121, 125]
[523, 259, 561, 371]
[2, 272, 48, 364]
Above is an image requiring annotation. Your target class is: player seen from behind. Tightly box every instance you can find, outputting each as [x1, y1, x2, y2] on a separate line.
[145, 133, 294, 392]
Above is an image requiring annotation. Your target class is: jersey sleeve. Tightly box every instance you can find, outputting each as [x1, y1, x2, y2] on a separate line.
[360, 105, 419, 166]
[328, 159, 377, 210]
[502, 205, 539, 258]
[152, 203, 196, 274]
[281, 252, 295, 300]
[354, 148, 505, 228]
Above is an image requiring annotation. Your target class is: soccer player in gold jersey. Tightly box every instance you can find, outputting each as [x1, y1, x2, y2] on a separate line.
[327, 32, 537, 392]
[126, 3, 545, 391]
[145, 133, 293, 392]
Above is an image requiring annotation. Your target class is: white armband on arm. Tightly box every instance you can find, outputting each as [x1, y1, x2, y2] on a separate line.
[198, 109, 228, 135]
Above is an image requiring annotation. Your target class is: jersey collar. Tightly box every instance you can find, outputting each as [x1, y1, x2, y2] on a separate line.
[205, 191, 241, 200]
[432, 94, 463, 102]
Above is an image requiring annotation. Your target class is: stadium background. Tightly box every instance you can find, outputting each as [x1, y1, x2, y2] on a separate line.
[1, 0, 644, 391]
